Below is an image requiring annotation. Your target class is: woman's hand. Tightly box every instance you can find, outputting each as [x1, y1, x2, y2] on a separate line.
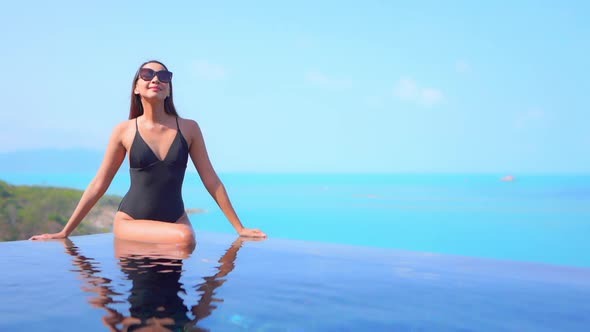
[29, 232, 67, 241]
[238, 228, 267, 238]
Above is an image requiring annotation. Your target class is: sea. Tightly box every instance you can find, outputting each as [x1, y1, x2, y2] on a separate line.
[2, 171, 589, 268]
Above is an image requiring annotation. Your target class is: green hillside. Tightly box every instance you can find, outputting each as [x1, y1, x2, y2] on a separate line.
[0, 179, 121, 241]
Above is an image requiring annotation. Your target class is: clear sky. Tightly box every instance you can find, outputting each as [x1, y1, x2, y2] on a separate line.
[1, 1, 588, 173]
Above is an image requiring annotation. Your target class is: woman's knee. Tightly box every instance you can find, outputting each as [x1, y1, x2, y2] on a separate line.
[173, 214, 195, 244]
[174, 224, 195, 244]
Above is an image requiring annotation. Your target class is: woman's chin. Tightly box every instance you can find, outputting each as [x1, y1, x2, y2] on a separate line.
[141, 93, 167, 103]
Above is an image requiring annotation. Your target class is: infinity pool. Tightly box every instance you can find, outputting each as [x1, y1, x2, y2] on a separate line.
[1, 232, 590, 331]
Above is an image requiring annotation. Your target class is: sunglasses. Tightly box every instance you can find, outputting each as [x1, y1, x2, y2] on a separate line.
[138, 68, 173, 83]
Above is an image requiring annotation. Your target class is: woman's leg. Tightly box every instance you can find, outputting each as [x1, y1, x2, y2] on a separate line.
[114, 237, 196, 260]
[113, 212, 195, 246]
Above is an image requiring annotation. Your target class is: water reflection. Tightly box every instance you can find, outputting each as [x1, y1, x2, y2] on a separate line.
[62, 236, 258, 331]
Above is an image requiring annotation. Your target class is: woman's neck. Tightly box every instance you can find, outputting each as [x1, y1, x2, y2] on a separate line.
[140, 100, 167, 122]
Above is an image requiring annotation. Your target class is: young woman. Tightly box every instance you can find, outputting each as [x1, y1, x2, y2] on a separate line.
[30, 60, 266, 244]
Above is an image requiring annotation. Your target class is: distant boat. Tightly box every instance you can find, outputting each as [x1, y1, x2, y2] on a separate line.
[501, 175, 515, 182]
[185, 208, 207, 215]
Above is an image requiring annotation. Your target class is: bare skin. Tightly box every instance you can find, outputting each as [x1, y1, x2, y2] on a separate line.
[30, 62, 266, 243]
[113, 236, 196, 260]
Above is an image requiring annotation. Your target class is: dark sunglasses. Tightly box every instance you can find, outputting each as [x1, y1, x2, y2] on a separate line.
[138, 68, 173, 83]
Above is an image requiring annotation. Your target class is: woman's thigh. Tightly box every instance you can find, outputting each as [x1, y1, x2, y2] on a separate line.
[114, 237, 195, 259]
[113, 211, 195, 245]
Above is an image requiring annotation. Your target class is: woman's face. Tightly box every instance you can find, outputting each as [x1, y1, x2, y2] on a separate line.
[134, 62, 171, 101]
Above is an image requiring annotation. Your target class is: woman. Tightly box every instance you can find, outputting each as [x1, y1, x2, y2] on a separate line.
[30, 60, 266, 244]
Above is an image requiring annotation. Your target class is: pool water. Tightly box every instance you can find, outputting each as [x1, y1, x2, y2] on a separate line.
[2, 232, 590, 331]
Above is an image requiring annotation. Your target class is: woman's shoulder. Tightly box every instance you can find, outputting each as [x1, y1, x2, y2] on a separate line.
[110, 119, 136, 137]
[114, 118, 135, 130]
[177, 116, 201, 133]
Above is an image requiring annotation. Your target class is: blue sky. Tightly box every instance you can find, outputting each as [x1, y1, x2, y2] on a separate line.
[1, 1, 588, 173]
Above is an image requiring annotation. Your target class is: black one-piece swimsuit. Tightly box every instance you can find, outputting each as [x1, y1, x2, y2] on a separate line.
[118, 117, 189, 223]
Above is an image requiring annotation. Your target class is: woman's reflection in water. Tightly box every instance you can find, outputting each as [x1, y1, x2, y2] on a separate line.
[62, 236, 259, 331]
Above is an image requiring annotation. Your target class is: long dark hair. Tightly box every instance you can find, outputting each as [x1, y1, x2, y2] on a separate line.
[129, 60, 179, 119]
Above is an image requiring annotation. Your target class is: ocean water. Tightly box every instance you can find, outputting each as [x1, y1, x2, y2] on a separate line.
[2, 172, 590, 267]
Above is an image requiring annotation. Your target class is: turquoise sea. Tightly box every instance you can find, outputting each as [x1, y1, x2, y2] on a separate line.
[2, 172, 589, 267]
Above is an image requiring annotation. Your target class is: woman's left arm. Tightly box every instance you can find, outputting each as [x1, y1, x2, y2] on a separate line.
[185, 119, 266, 238]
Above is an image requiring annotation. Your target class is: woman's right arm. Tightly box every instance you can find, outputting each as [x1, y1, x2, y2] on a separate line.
[29, 123, 128, 240]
